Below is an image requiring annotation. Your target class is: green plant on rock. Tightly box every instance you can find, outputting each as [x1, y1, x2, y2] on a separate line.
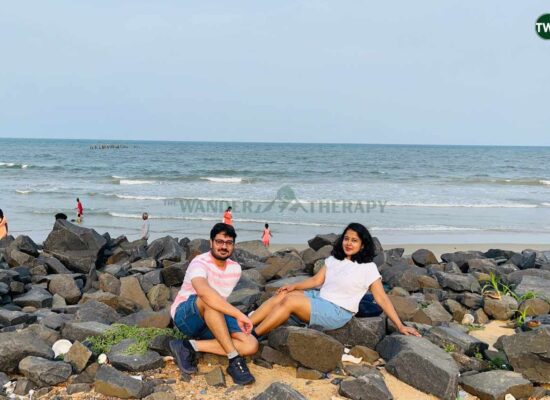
[488, 356, 510, 370]
[481, 272, 515, 298]
[86, 324, 186, 355]
[443, 343, 456, 353]
[512, 290, 538, 303]
[514, 307, 530, 327]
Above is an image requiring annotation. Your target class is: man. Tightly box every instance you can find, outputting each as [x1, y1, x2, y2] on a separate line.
[141, 212, 150, 240]
[169, 223, 258, 385]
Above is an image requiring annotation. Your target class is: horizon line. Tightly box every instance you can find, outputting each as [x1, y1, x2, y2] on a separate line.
[1, 136, 549, 148]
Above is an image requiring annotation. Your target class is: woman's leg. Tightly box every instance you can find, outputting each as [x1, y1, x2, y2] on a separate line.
[254, 291, 311, 336]
[250, 291, 288, 326]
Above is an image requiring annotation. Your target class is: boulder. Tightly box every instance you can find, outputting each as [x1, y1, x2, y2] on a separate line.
[186, 239, 210, 260]
[139, 270, 163, 293]
[260, 346, 298, 367]
[160, 261, 189, 287]
[467, 259, 498, 275]
[425, 326, 488, 356]
[338, 367, 393, 400]
[268, 327, 343, 372]
[0, 308, 31, 326]
[48, 274, 81, 304]
[62, 321, 111, 343]
[434, 272, 481, 293]
[64, 341, 92, 373]
[501, 327, 550, 383]
[8, 235, 40, 257]
[43, 220, 107, 273]
[119, 276, 152, 311]
[146, 236, 184, 262]
[253, 382, 307, 400]
[460, 370, 533, 400]
[388, 295, 419, 321]
[381, 264, 427, 292]
[262, 252, 306, 281]
[13, 287, 53, 308]
[325, 316, 386, 349]
[519, 298, 550, 316]
[74, 300, 120, 325]
[98, 272, 121, 295]
[0, 332, 54, 372]
[483, 295, 518, 320]
[440, 251, 485, 272]
[107, 339, 164, 372]
[204, 366, 226, 387]
[411, 302, 453, 326]
[411, 249, 438, 267]
[118, 310, 171, 328]
[376, 335, 459, 400]
[307, 233, 339, 251]
[147, 284, 171, 311]
[18, 356, 72, 387]
[95, 365, 152, 398]
[232, 240, 269, 260]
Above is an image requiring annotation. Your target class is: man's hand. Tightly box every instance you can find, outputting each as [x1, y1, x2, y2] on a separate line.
[398, 325, 421, 337]
[276, 284, 297, 294]
[236, 313, 253, 335]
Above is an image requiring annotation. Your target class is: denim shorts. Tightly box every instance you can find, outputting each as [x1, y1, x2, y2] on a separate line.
[173, 295, 242, 339]
[304, 290, 354, 331]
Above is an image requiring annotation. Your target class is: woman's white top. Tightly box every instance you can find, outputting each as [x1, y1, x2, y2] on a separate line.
[319, 255, 382, 313]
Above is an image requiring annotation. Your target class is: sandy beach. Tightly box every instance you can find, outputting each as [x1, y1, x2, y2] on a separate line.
[49, 321, 536, 400]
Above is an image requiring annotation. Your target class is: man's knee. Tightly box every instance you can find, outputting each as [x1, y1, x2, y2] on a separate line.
[240, 336, 259, 356]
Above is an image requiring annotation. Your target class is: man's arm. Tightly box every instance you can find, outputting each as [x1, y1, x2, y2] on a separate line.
[192, 277, 253, 334]
[192, 277, 244, 318]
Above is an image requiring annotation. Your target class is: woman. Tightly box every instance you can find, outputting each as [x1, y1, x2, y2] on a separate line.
[223, 206, 233, 226]
[0, 209, 8, 239]
[250, 223, 420, 337]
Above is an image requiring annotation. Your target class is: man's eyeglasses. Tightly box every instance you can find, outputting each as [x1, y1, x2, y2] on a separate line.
[214, 239, 234, 247]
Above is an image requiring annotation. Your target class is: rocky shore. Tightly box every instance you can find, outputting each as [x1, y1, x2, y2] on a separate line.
[0, 220, 549, 400]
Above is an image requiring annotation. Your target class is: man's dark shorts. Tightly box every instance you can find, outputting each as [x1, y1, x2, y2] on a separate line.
[173, 295, 242, 339]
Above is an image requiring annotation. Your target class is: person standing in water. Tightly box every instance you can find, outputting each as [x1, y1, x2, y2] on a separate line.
[261, 223, 272, 247]
[141, 212, 150, 240]
[76, 198, 84, 223]
[0, 209, 8, 239]
[223, 206, 233, 226]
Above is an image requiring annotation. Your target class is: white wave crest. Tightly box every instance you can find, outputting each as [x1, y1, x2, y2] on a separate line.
[115, 194, 167, 200]
[385, 202, 537, 208]
[16, 189, 31, 194]
[119, 179, 156, 185]
[200, 177, 244, 183]
[540, 180, 550, 186]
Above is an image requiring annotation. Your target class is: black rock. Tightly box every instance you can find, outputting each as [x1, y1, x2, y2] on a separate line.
[107, 339, 164, 372]
[43, 220, 107, 273]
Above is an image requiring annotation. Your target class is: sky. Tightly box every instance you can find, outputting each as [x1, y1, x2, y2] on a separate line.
[0, 1, 549, 145]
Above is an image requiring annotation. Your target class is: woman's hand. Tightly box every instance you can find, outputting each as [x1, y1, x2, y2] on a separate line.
[276, 284, 297, 294]
[236, 313, 254, 335]
[398, 325, 421, 337]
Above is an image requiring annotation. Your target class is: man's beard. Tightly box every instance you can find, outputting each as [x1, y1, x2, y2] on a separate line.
[212, 250, 231, 261]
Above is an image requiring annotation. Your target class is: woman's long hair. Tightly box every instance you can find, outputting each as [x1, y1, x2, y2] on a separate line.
[331, 222, 376, 263]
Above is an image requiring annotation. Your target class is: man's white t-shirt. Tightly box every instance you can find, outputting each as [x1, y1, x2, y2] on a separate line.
[319, 256, 382, 313]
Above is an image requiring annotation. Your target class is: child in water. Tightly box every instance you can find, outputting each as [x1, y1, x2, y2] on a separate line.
[261, 223, 272, 247]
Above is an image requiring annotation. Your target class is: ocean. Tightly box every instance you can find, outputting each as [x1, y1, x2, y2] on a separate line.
[1, 138, 549, 245]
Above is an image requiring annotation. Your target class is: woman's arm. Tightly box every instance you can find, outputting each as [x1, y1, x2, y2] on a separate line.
[0, 218, 6, 228]
[277, 266, 327, 293]
[370, 279, 421, 336]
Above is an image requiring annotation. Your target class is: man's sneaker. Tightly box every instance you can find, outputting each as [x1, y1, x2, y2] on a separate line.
[227, 355, 255, 385]
[169, 339, 198, 374]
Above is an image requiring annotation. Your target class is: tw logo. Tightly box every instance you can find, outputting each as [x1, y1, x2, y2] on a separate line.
[536, 14, 550, 39]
